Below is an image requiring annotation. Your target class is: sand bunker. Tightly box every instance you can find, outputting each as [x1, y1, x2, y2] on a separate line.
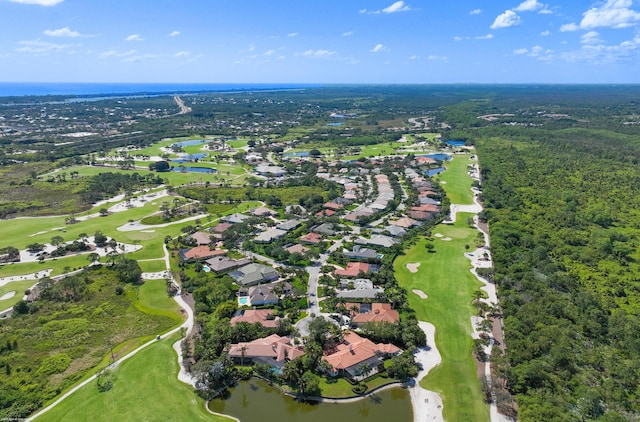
[406, 263, 421, 273]
[434, 233, 444, 238]
[141, 230, 155, 233]
[412, 289, 428, 299]
[0, 291, 16, 301]
[441, 237, 452, 241]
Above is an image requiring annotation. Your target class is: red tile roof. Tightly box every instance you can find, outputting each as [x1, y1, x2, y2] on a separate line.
[300, 232, 323, 244]
[230, 309, 278, 328]
[346, 303, 400, 325]
[322, 331, 400, 371]
[335, 262, 371, 278]
[183, 246, 226, 260]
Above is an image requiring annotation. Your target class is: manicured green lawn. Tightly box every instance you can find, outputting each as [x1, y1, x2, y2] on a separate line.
[37, 333, 228, 422]
[138, 259, 168, 273]
[394, 216, 489, 422]
[135, 278, 183, 322]
[0, 279, 36, 309]
[436, 154, 475, 205]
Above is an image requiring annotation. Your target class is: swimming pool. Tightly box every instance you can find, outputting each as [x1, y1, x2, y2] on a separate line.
[238, 296, 250, 306]
[202, 265, 211, 272]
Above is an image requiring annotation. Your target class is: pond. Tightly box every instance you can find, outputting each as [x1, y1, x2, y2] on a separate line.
[424, 167, 446, 177]
[173, 166, 217, 174]
[446, 140, 466, 147]
[283, 151, 310, 157]
[209, 378, 412, 422]
[172, 139, 209, 147]
[416, 153, 451, 162]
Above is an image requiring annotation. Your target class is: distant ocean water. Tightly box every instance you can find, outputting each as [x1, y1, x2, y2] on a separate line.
[0, 82, 318, 98]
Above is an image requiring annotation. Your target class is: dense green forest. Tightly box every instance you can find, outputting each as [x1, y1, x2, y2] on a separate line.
[477, 128, 640, 421]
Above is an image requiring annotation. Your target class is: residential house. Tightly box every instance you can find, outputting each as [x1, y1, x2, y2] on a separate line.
[255, 165, 286, 177]
[237, 281, 293, 307]
[276, 219, 301, 232]
[205, 256, 251, 273]
[355, 234, 399, 249]
[212, 222, 233, 234]
[189, 231, 213, 246]
[224, 213, 250, 224]
[316, 209, 337, 217]
[251, 206, 277, 217]
[286, 244, 309, 255]
[312, 223, 336, 236]
[230, 309, 278, 328]
[179, 246, 226, 262]
[335, 262, 378, 278]
[230, 263, 279, 287]
[343, 246, 380, 261]
[300, 232, 323, 245]
[346, 303, 400, 326]
[227, 334, 304, 368]
[322, 331, 401, 381]
[254, 227, 287, 243]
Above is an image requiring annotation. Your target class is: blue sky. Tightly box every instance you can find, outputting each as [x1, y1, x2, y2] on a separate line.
[1, 0, 640, 83]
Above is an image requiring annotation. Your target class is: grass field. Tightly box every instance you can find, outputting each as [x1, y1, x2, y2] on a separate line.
[37, 332, 228, 422]
[0, 278, 36, 310]
[435, 154, 475, 205]
[134, 278, 183, 322]
[393, 149, 488, 421]
[394, 217, 489, 421]
[138, 259, 168, 273]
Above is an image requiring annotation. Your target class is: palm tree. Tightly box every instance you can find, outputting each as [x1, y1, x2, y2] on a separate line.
[240, 345, 247, 366]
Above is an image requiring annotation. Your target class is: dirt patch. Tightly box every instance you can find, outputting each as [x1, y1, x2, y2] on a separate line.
[412, 289, 428, 299]
[406, 262, 421, 273]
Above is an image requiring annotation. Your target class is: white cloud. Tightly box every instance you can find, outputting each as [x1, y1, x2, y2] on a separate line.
[263, 49, 276, 56]
[541, 30, 551, 36]
[470, 9, 482, 15]
[362, 1, 411, 15]
[453, 36, 463, 41]
[100, 49, 136, 59]
[581, 30, 603, 44]
[409, 55, 419, 60]
[288, 32, 299, 37]
[427, 55, 447, 61]
[174, 51, 190, 58]
[560, 23, 580, 32]
[43, 27, 84, 37]
[514, 48, 529, 54]
[9, 0, 63, 5]
[125, 34, 143, 42]
[371, 43, 387, 52]
[16, 39, 74, 53]
[301, 49, 336, 58]
[476, 34, 494, 40]
[169, 31, 180, 37]
[382, 1, 410, 13]
[491, 10, 522, 29]
[562, 0, 640, 31]
[581, 0, 640, 29]
[248, 43, 256, 51]
[123, 54, 158, 63]
[342, 31, 354, 37]
[514, 0, 545, 12]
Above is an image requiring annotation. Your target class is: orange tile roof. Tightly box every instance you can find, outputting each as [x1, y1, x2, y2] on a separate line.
[335, 262, 370, 277]
[227, 334, 304, 362]
[183, 246, 226, 260]
[346, 303, 400, 325]
[322, 331, 400, 371]
[230, 309, 278, 328]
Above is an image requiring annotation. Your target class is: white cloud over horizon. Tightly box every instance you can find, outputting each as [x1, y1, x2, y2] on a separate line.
[125, 34, 143, 42]
[301, 49, 336, 58]
[16, 39, 75, 53]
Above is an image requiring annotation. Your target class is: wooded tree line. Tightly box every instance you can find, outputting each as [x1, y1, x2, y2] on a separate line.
[476, 125, 640, 421]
